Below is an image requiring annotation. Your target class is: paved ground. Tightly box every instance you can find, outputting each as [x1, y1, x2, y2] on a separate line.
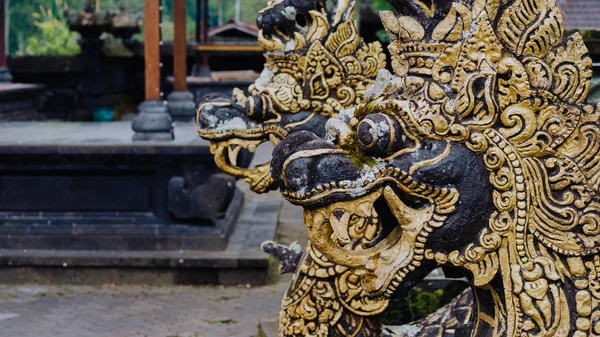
[0, 143, 305, 337]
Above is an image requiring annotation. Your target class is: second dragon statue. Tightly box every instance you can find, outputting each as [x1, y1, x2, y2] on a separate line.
[197, 0, 385, 193]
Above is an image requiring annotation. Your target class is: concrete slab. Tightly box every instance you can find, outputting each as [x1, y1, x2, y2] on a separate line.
[0, 173, 304, 337]
[0, 123, 281, 284]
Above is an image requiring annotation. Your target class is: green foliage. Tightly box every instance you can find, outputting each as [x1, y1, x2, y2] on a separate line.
[409, 288, 444, 319]
[10, 0, 396, 53]
[371, 0, 395, 12]
[19, 0, 81, 56]
[375, 29, 390, 43]
[379, 281, 470, 326]
[9, 0, 130, 55]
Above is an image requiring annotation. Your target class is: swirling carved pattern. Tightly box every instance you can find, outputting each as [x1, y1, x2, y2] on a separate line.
[273, 0, 600, 336]
[279, 246, 386, 337]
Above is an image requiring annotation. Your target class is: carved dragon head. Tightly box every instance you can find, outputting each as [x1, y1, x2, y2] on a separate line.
[272, 0, 600, 335]
[196, 0, 386, 193]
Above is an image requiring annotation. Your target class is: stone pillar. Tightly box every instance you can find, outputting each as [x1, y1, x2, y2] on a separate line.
[132, 0, 174, 141]
[167, 0, 195, 121]
[0, 0, 12, 82]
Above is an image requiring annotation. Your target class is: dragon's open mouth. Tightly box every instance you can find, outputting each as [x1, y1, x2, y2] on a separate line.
[294, 165, 452, 297]
[196, 99, 292, 193]
[198, 129, 287, 193]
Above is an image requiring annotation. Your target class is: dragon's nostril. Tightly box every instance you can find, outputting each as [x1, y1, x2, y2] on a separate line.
[333, 210, 345, 220]
[295, 13, 307, 27]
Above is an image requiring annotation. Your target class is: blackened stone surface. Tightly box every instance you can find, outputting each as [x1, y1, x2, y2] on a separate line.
[169, 173, 237, 220]
[0, 121, 238, 251]
[8, 55, 145, 120]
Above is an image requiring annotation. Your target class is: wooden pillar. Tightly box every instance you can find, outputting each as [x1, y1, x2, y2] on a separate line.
[173, 0, 187, 92]
[167, 0, 196, 120]
[133, 0, 173, 141]
[144, 0, 161, 101]
[201, 0, 210, 71]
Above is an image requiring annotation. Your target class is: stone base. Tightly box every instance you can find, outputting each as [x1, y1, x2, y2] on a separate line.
[191, 64, 212, 77]
[0, 197, 281, 285]
[132, 100, 174, 141]
[0, 121, 279, 284]
[132, 130, 175, 141]
[0, 121, 245, 250]
[167, 90, 196, 121]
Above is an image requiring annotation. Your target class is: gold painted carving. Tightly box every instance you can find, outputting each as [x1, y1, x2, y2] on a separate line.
[275, 0, 600, 336]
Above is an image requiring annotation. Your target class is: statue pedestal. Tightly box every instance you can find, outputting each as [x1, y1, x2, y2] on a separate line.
[132, 100, 174, 141]
[167, 91, 196, 121]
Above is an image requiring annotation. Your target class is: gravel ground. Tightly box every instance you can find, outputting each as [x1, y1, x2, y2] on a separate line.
[0, 280, 291, 337]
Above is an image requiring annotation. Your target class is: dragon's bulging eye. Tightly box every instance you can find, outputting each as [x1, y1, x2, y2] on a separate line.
[357, 113, 413, 156]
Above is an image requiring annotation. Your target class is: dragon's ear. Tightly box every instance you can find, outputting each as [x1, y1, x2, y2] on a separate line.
[519, 153, 600, 257]
[496, 0, 564, 58]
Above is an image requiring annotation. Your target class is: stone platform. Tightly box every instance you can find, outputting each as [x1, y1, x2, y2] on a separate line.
[0, 196, 280, 285]
[0, 121, 279, 284]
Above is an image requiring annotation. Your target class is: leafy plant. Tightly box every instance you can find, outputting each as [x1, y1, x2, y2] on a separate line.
[379, 281, 469, 325]
[21, 0, 81, 56]
[409, 288, 444, 319]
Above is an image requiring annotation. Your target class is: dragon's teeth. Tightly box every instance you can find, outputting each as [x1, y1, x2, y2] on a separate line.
[228, 145, 242, 166]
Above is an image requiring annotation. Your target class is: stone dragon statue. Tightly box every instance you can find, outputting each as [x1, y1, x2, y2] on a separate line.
[197, 0, 385, 193]
[270, 0, 600, 336]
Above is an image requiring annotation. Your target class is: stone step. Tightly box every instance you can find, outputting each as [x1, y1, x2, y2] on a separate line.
[0, 196, 280, 285]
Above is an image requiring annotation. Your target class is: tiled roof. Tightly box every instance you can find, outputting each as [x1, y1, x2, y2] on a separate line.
[558, 0, 600, 30]
[209, 20, 259, 38]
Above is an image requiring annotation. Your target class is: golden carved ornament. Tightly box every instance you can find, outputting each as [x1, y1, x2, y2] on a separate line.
[271, 0, 600, 336]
